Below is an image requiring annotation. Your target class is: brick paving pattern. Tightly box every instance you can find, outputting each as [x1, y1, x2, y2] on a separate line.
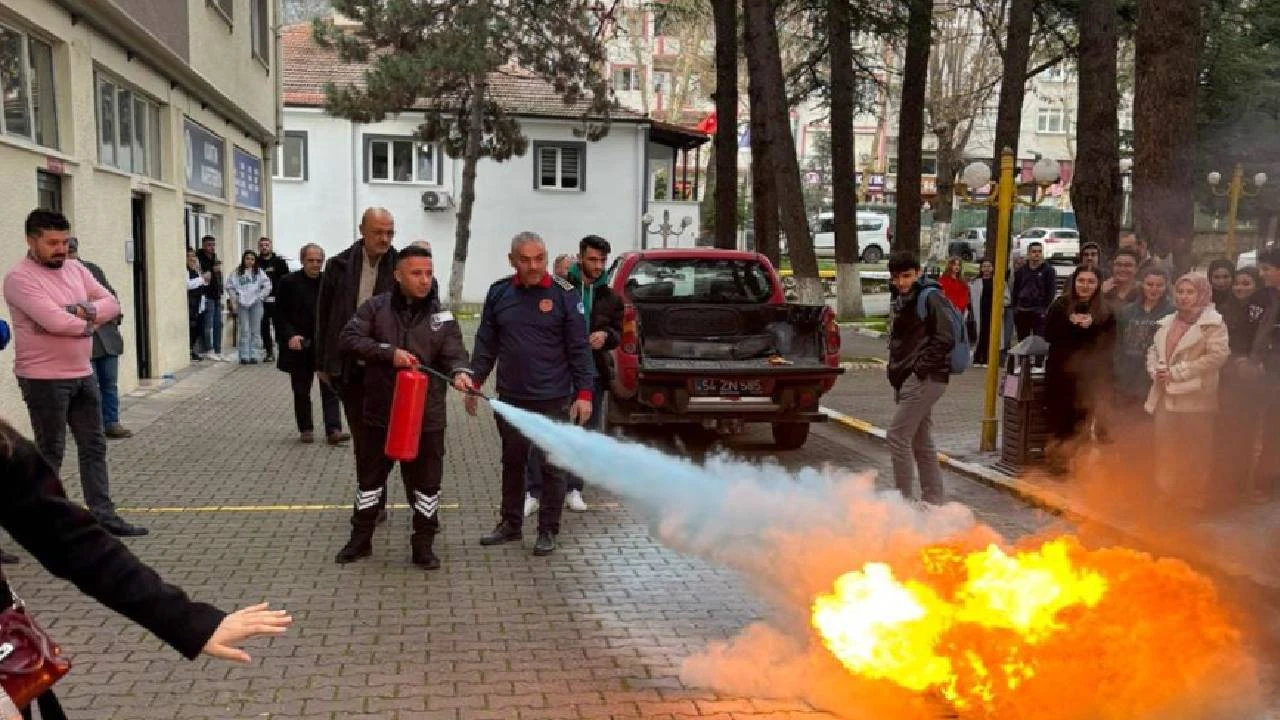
[0, 327, 1059, 719]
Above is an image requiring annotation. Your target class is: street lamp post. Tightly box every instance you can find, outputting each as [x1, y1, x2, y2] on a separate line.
[1207, 164, 1267, 262]
[642, 208, 693, 249]
[956, 147, 1061, 452]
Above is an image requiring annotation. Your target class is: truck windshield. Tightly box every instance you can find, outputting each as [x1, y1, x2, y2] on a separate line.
[623, 259, 774, 304]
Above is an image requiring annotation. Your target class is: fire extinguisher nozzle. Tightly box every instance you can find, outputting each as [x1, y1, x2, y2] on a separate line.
[416, 364, 493, 402]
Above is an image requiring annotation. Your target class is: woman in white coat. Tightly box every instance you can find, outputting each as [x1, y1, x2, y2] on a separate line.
[1146, 272, 1230, 508]
[225, 251, 273, 364]
[969, 259, 995, 366]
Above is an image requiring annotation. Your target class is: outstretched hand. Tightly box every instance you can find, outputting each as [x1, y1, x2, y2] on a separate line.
[201, 603, 293, 664]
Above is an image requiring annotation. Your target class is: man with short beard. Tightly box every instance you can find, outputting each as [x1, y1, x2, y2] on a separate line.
[2, 210, 146, 537]
[256, 237, 290, 364]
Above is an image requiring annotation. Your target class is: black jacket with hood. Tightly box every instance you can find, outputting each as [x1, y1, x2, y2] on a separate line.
[887, 278, 956, 390]
[314, 240, 397, 382]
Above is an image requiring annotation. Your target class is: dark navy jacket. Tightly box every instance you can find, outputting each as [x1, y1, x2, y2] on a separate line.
[470, 272, 594, 402]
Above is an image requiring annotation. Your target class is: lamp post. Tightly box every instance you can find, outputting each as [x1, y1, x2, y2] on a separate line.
[956, 148, 1061, 452]
[642, 208, 693, 249]
[1207, 164, 1267, 261]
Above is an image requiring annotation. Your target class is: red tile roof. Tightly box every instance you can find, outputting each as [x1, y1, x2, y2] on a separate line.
[282, 23, 646, 122]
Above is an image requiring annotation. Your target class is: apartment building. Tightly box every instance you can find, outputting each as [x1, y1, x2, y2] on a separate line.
[0, 0, 279, 426]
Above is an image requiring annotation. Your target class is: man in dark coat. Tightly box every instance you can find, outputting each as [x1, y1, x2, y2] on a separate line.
[336, 245, 471, 569]
[315, 208, 398, 467]
[274, 244, 349, 445]
[68, 238, 131, 439]
[256, 237, 291, 363]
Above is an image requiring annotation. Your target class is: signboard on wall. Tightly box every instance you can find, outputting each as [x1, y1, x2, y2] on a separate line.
[233, 147, 263, 209]
[184, 118, 225, 198]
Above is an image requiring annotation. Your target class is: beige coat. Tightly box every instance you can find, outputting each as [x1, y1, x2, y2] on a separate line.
[1145, 307, 1230, 414]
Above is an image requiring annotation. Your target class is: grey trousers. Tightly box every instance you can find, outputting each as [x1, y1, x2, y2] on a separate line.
[17, 375, 117, 520]
[886, 375, 947, 504]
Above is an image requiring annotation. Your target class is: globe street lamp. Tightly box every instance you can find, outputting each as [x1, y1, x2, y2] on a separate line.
[956, 147, 1061, 452]
[642, 209, 693, 249]
[1207, 164, 1267, 261]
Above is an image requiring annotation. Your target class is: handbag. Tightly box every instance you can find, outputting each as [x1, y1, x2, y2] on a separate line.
[0, 583, 70, 710]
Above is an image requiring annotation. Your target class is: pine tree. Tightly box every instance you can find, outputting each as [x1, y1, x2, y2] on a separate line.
[315, 0, 614, 306]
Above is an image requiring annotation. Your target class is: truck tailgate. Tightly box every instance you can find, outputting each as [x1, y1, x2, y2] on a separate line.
[639, 356, 840, 376]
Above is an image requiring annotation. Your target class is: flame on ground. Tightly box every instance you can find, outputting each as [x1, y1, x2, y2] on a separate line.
[810, 535, 1257, 719]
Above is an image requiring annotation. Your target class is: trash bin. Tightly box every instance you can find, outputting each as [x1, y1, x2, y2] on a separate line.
[995, 335, 1050, 475]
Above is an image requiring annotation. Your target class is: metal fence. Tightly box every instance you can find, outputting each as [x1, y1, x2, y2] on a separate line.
[859, 204, 1076, 235]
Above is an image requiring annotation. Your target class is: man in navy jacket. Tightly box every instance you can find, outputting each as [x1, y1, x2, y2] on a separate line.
[463, 231, 594, 556]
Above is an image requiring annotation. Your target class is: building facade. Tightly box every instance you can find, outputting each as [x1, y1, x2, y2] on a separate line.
[0, 0, 279, 428]
[272, 23, 704, 305]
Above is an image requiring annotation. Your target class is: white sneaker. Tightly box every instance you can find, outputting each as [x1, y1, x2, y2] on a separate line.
[565, 489, 588, 512]
[523, 493, 540, 517]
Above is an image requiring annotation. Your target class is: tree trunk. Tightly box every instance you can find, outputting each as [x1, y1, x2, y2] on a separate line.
[743, 0, 821, 303]
[711, 0, 738, 250]
[829, 0, 863, 318]
[928, 122, 957, 267]
[1071, 0, 1121, 258]
[743, 2, 779, 266]
[985, 0, 1035, 262]
[1134, 0, 1200, 271]
[894, 0, 933, 257]
[449, 77, 486, 307]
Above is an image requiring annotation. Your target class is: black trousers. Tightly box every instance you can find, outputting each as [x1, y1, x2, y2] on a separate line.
[351, 426, 444, 537]
[337, 373, 392, 492]
[495, 396, 570, 534]
[260, 301, 277, 355]
[1013, 309, 1044, 341]
[17, 376, 116, 521]
[290, 369, 342, 434]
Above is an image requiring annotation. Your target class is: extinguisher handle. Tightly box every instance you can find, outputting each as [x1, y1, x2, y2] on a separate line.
[417, 364, 492, 401]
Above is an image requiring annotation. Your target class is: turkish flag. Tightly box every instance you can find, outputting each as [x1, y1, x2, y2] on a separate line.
[695, 111, 717, 135]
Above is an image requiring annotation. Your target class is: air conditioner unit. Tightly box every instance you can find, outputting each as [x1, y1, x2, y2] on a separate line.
[421, 190, 453, 212]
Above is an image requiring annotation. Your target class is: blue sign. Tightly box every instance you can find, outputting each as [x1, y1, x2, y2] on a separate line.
[183, 118, 225, 198]
[234, 147, 263, 209]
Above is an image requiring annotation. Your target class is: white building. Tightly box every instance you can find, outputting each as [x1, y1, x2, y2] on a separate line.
[272, 24, 707, 305]
[0, 0, 278, 429]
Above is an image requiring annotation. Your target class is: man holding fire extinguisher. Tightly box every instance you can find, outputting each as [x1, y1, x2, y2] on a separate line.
[461, 231, 595, 557]
[335, 245, 472, 569]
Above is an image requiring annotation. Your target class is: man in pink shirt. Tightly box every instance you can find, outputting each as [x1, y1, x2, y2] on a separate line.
[2, 210, 147, 537]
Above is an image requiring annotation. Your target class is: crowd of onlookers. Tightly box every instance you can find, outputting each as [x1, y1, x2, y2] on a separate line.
[939, 233, 1280, 510]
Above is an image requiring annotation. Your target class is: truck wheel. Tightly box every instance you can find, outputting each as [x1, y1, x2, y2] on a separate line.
[771, 422, 810, 450]
[861, 245, 883, 264]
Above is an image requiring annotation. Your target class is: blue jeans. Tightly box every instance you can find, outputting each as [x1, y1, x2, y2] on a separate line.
[525, 377, 604, 497]
[203, 304, 223, 354]
[236, 303, 264, 361]
[91, 355, 120, 425]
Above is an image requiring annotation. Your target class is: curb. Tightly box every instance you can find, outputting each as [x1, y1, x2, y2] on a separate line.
[818, 406, 1280, 594]
[838, 324, 886, 339]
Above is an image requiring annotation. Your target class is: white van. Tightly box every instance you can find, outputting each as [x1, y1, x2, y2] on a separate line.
[811, 211, 892, 263]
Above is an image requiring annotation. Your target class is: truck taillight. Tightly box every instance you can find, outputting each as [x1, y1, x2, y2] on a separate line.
[621, 306, 638, 354]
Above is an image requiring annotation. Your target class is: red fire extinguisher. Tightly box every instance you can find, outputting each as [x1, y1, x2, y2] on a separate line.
[385, 368, 430, 461]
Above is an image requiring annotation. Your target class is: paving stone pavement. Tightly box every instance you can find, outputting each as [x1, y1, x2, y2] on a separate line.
[0, 335, 1066, 719]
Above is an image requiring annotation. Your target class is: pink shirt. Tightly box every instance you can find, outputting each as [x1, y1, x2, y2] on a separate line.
[3, 256, 120, 379]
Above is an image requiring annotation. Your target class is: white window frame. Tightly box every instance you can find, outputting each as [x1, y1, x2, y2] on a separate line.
[0, 23, 58, 148]
[534, 141, 586, 192]
[1036, 107, 1065, 134]
[274, 130, 308, 180]
[652, 70, 670, 95]
[95, 71, 163, 178]
[238, 219, 261, 257]
[613, 67, 639, 92]
[364, 136, 441, 185]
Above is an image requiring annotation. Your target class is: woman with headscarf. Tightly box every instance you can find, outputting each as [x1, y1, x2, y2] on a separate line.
[1218, 266, 1270, 500]
[1043, 265, 1116, 475]
[1146, 272, 1230, 509]
[1207, 258, 1235, 311]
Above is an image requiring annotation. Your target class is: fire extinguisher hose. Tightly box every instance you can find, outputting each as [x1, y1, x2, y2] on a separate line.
[415, 364, 493, 402]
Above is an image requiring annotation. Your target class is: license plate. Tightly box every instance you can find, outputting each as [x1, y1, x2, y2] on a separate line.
[690, 378, 768, 396]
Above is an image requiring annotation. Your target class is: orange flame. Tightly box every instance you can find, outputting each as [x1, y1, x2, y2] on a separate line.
[811, 536, 1255, 718]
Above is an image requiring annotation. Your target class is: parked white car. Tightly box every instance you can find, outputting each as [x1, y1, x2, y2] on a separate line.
[810, 211, 892, 263]
[1012, 227, 1080, 263]
[1238, 249, 1257, 268]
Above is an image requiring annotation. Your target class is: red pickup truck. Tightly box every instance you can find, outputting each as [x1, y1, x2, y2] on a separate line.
[606, 248, 844, 450]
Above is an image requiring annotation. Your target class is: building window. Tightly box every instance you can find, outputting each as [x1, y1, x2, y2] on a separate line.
[275, 131, 307, 180]
[1036, 107, 1065, 134]
[238, 220, 261, 256]
[613, 67, 639, 92]
[36, 170, 61, 212]
[250, 0, 270, 67]
[652, 70, 670, 95]
[0, 25, 58, 148]
[921, 154, 938, 176]
[364, 137, 440, 184]
[96, 72, 162, 177]
[1041, 64, 1066, 82]
[534, 142, 586, 191]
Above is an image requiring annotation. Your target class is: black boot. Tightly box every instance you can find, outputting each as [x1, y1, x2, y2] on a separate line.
[334, 532, 373, 564]
[479, 520, 521, 546]
[411, 534, 440, 570]
[532, 531, 557, 556]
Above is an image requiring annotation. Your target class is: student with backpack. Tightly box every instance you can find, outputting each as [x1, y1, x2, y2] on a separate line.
[886, 251, 961, 505]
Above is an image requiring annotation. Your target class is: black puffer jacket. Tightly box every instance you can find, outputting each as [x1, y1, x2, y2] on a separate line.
[338, 286, 470, 432]
[887, 279, 956, 390]
[274, 270, 322, 374]
[0, 422, 224, 660]
[314, 240, 397, 382]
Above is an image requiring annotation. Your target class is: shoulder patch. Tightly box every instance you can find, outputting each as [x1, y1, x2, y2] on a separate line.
[552, 275, 574, 291]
